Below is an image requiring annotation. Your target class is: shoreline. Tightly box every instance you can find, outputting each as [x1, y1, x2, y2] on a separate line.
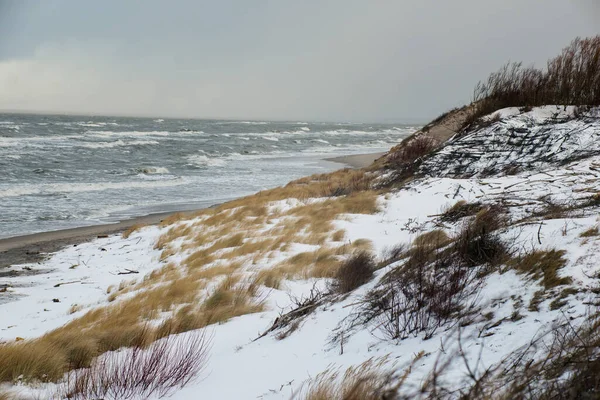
[0, 151, 385, 269]
[324, 152, 386, 168]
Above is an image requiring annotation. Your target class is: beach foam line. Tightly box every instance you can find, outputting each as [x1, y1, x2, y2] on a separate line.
[0, 178, 187, 198]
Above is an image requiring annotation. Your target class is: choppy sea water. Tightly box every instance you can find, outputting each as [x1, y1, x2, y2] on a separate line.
[0, 113, 417, 238]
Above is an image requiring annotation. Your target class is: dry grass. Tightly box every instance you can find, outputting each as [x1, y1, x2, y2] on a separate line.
[580, 226, 599, 237]
[332, 252, 376, 293]
[292, 358, 403, 400]
[509, 250, 571, 289]
[413, 229, 451, 250]
[439, 201, 484, 223]
[0, 391, 14, 400]
[121, 223, 146, 239]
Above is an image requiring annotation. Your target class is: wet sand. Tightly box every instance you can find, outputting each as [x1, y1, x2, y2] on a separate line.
[325, 152, 386, 168]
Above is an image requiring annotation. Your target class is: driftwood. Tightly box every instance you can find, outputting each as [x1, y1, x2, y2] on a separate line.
[53, 280, 81, 287]
[117, 269, 139, 275]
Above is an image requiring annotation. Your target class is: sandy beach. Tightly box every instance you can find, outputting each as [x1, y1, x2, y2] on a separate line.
[0, 152, 384, 271]
[325, 152, 386, 168]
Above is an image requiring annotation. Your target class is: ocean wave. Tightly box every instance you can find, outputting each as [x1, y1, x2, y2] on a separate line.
[186, 154, 227, 167]
[220, 121, 269, 125]
[262, 136, 279, 142]
[78, 140, 159, 149]
[77, 122, 119, 127]
[87, 130, 172, 138]
[154, 119, 165, 123]
[0, 179, 187, 198]
[136, 166, 170, 175]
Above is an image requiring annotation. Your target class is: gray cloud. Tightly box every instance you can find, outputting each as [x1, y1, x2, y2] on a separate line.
[0, 0, 598, 122]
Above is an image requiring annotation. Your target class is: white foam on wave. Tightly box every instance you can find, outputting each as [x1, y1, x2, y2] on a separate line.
[78, 140, 159, 149]
[137, 167, 170, 175]
[312, 139, 330, 144]
[0, 178, 187, 198]
[300, 127, 310, 132]
[88, 130, 172, 138]
[154, 119, 165, 123]
[221, 121, 269, 125]
[262, 136, 279, 142]
[186, 154, 227, 167]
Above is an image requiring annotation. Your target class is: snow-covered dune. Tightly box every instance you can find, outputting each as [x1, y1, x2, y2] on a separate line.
[4, 106, 600, 399]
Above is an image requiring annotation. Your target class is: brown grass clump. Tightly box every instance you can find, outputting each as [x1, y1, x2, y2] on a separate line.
[453, 208, 508, 267]
[292, 358, 402, 400]
[387, 135, 439, 168]
[332, 252, 376, 293]
[332, 229, 346, 242]
[253, 269, 282, 290]
[509, 249, 571, 289]
[439, 201, 484, 223]
[121, 223, 146, 239]
[580, 226, 599, 237]
[0, 340, 67, 382]
[413, 230, 451, 250]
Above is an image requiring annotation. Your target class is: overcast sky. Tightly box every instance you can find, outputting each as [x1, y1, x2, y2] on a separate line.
[0, 1, 599, 122]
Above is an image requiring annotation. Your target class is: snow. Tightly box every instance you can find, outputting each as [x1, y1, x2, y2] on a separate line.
[4, 107, 600, 398]
[0, 226, 165, 340]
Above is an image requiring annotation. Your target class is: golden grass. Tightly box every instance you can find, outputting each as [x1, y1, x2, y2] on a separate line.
[253, 269, 282, 289]
[293, 358, 402, 400]
[509, 250, 571, 289]
[413, 229, 451, 249]
[121, 223, 146, 239]
[0, 391, 14, 400]
[332, 229, 346, 242]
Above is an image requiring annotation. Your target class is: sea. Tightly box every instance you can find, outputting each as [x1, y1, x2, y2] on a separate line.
[0, 113, 417, 239]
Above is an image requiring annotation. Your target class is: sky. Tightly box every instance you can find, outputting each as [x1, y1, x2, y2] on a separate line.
[0, 1, 599, 123]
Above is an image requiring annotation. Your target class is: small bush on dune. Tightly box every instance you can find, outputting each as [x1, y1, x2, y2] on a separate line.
[440, 200, 484, 223]
[387, 135, 439, 169]
[465, 36, 600, 131]
[61, 330, 211, 400]
[292, 358, 400, 400]
[331, 251, 376, 294]
[453, 207, 508, 267]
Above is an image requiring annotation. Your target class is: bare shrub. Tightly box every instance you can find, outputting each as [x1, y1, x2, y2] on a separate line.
[257, 285, 325, 341]
[353, 239, 486, 341]
[339, 211, 507, 342]
[387, 135, 439, 169]
[61, 330, 211, 400]
[331, 252, 376, 294]
[453, 207, 508, 267]
[380, 243, 407, 267]
[464, 36, 600, 131]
